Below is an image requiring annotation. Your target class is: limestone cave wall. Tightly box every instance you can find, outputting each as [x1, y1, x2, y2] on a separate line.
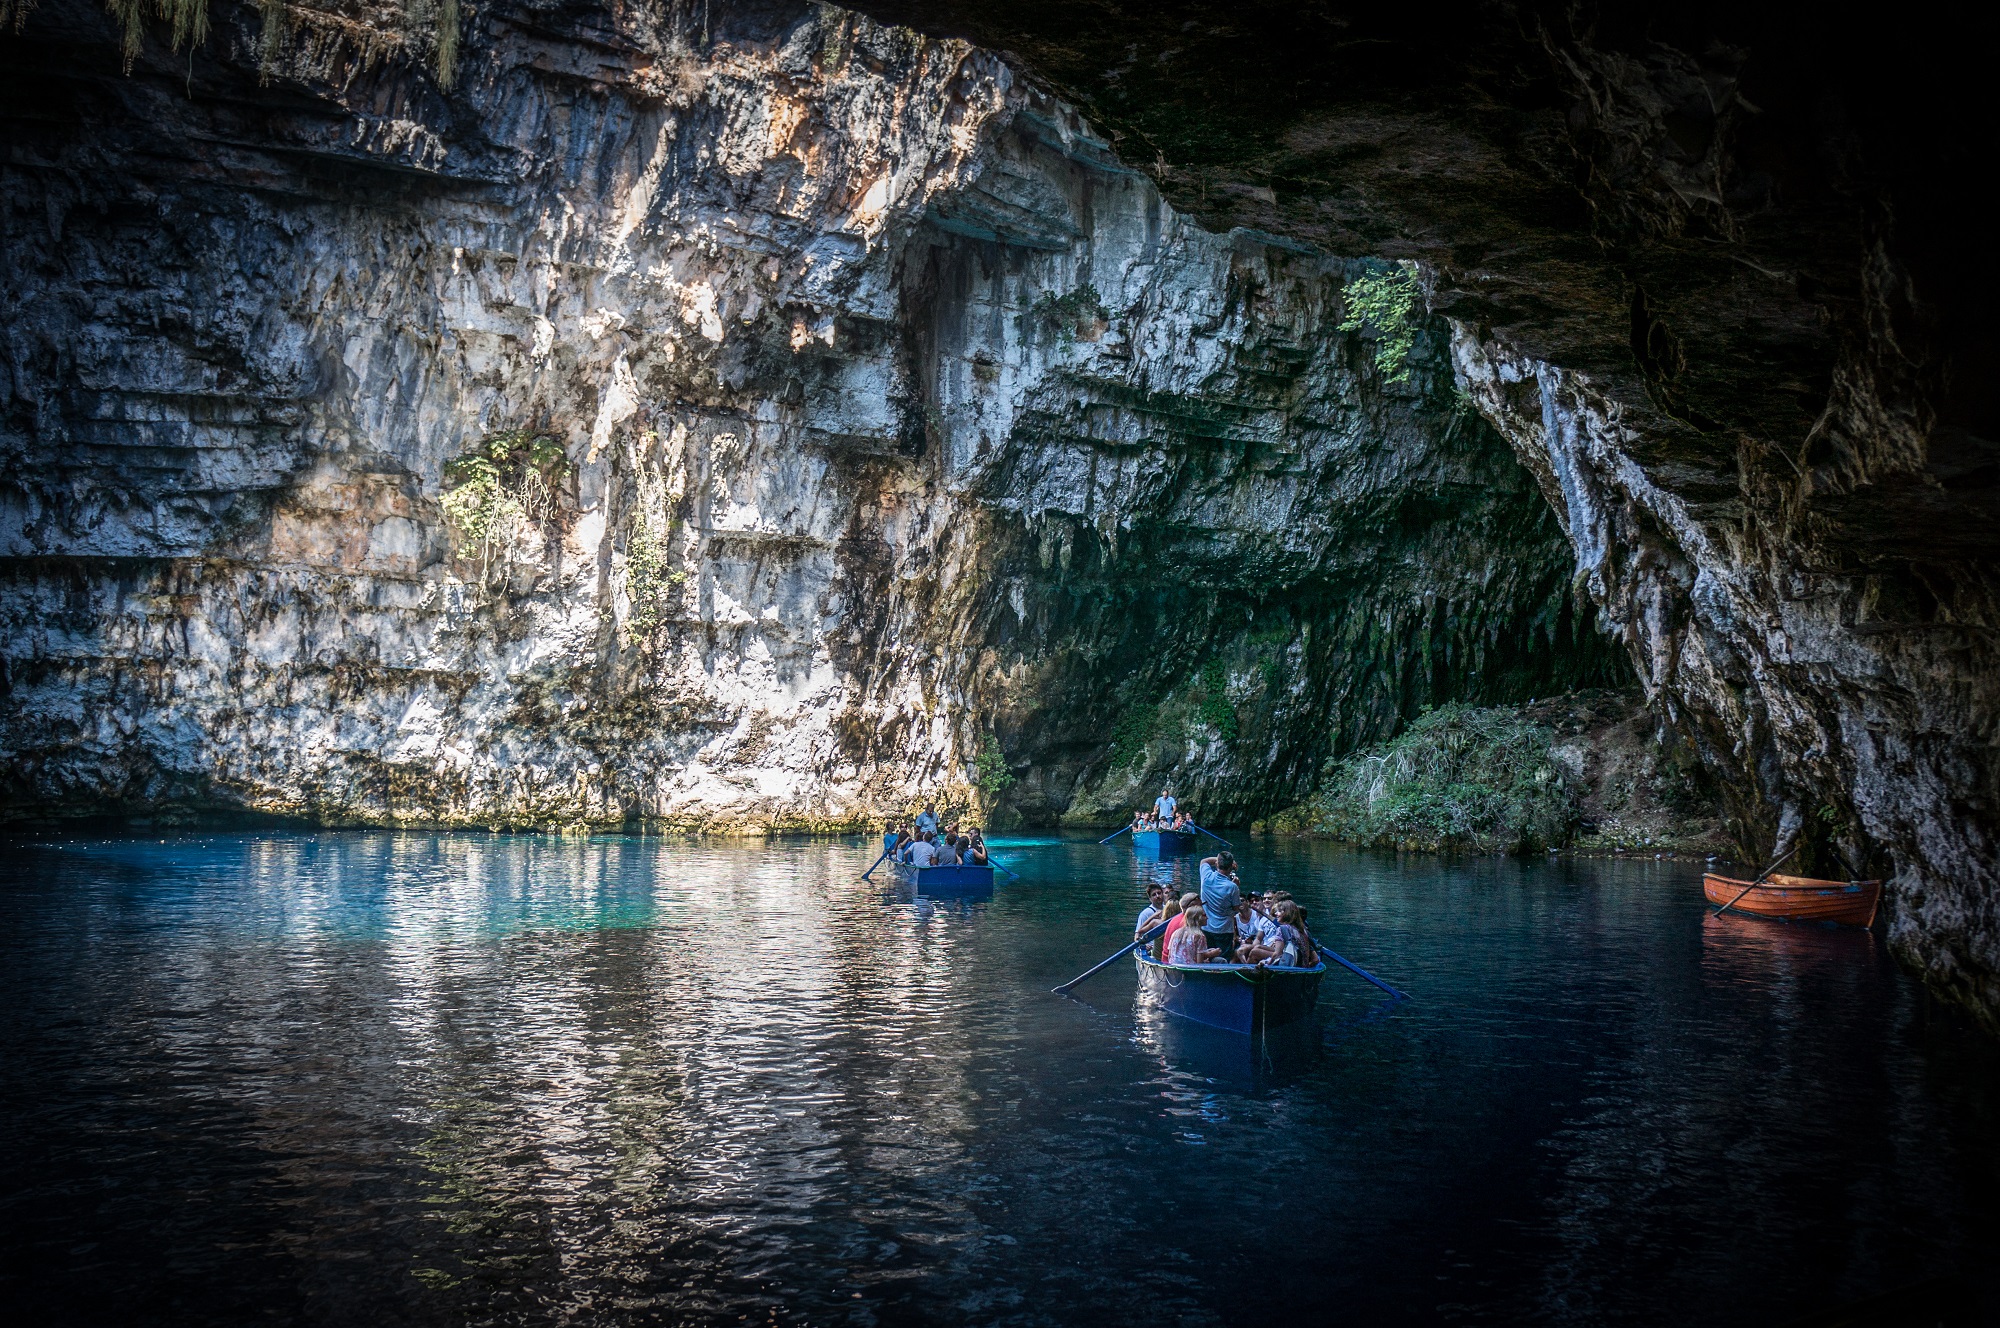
[0, 0, 1610, 834]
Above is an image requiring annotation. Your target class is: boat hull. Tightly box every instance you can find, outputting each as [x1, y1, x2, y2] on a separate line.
[891, 861, 996, 894]
[1134, 952, 1325, 1035]
[1131, 829, 1199, 856]
[1702, 872, 1881, 927]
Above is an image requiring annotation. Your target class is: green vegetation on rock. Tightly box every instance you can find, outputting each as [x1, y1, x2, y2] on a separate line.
[439, 429, 569, 577]
[624, 518, 686, 638]
[1028, 284, 1110, 347]
[1338, 266, 1421, 386]
[1195, 658, 1238, 741]
[974, 735, 1016, 796]
[1108, 702, 1160, 771]
[1272, 701, 1575, 852]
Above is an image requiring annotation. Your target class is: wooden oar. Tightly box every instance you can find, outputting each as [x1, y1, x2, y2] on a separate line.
[1053, 921, 1168, 994]
[1099, 825, 1133, 844]
[1188, 822, 1232, 847]
[860, 844, 894, 880]
[1713, 843, 1801, 917]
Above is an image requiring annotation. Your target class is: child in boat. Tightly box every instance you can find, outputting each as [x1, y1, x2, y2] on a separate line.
[1167, 905, 1222, 965]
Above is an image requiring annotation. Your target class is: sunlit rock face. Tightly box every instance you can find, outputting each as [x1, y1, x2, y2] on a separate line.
[0, 0, 1609, 830]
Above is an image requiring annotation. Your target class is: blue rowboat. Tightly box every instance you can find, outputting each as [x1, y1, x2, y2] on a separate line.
[1133, 949, 1326, 1035]
[891, 861, 996, 894]
[1131, 828, 1199, 856]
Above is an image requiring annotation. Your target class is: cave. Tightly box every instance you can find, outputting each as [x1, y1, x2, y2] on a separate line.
[1, 4, 1995, 1023]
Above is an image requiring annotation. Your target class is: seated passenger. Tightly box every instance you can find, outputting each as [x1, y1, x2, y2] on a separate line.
[964, 830, 989, 865]
[1272, 901, 1314, 967]
[1146, 893, 1183, 958]
[1135, 884, 1168, 941]
[909, 832, 940, 867]
[1233, 896, 1285, 964]
[934, 834, 961, 867]
[1160, 891, 1200, 958]
[1167, 905, 1220, 965]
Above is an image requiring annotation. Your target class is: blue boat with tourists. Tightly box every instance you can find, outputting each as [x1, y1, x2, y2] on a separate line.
[1132, 950, 1327, 1035]
[1131, 828, 1200, 856]
[891, 861, 995, 894]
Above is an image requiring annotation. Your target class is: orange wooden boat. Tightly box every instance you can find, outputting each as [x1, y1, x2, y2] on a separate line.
[1702, 872, 1882, 927]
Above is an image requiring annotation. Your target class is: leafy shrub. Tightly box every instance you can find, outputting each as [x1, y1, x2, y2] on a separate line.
[974, 735, 1016, 796]
[439, 429, 569, 578]
[1338, 266, 1421, 386]
[1302, 702, 1577, 852]
[1029, 284, 1111, 348]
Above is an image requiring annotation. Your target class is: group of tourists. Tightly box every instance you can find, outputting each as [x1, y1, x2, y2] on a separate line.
[885, 800, 990, 868]
[1135, 850, 1319, 970]
[1131, 787, 1191, 834]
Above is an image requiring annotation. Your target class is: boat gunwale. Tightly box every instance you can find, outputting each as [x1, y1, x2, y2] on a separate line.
[1133, 951, 1328, 979]
[1702, 872, 1883, 893]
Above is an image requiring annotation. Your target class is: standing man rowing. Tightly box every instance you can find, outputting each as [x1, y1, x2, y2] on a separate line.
[1153, 786, 1178, 824]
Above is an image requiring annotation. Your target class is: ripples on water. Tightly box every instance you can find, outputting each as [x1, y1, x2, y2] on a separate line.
[0, 833, 1994, 1326]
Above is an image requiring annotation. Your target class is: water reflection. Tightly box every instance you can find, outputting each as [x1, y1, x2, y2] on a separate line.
[0, 833, 1994, 1326]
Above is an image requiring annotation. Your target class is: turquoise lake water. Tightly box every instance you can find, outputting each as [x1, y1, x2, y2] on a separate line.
[1, 832, 1994, 1325]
